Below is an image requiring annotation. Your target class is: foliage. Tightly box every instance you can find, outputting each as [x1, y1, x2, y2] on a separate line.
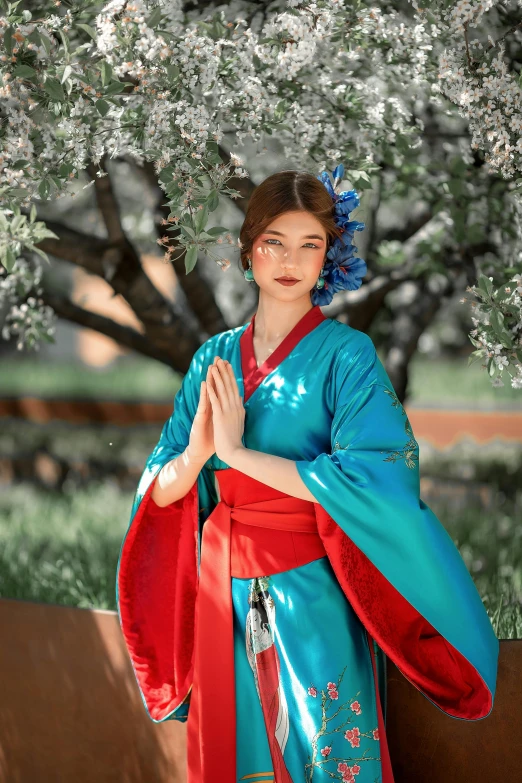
[1, 0, 522, 385]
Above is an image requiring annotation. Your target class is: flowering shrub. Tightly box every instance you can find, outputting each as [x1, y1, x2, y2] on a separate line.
[465, 273, 522, 388]
[0, 0, 521, 385]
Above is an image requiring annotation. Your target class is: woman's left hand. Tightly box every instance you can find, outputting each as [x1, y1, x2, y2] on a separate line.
[206, 356, 245, 464]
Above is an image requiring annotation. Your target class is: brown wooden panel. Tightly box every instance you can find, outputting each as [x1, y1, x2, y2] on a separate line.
[0, 598, 186, 783]
[385, 641, 521, 783]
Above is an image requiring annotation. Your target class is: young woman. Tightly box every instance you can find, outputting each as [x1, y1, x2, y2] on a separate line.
[116, 167, 498, 783]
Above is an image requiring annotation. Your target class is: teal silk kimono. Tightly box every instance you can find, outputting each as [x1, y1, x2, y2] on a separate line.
[116, 305, 498, 783]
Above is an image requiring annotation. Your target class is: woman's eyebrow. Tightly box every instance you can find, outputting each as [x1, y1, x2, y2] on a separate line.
[263, 230, 325, 240]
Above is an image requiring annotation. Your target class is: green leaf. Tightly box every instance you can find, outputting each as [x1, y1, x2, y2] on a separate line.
[180, 224, 196, 239]
[1, 246, 17, 273]
[77, 23, 97, 41]
[467, 349, 484, 366]
[40, 32, 52, 57]
[13, 64, 36, 79]
[27, 29, 41, 48]
[101, 61, 112, 87]
[104, 81, 127, 96]
[205, 226, 230, 236]
[95, 98, 110, 117]
[489, 308, 505, 339]
[34, 227, 60, 240]
[447, 178, 464, 197]
[147, 6, 164, 29]
[11, 214, 26, 232]
[4, 26, 13, 56]
[60, 64, 73, 84]
[38, 179, 50, 200]
[166, 64, 180, 81]
[24, 242, 51, 263]
[477, 273, 493, 297]
[184, 245, 198, 274]
[44, 78, 65, 102]
[207, 189, 219, 211]
[12, 159, 29, 170]
[497, 283, 515, 301]
[195, 204, 209, 234]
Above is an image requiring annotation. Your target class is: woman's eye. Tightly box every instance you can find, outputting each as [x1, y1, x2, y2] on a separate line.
[263, 239, 319, 248]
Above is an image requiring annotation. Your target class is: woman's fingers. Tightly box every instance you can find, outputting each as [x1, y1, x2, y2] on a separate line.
[210, 358, 232, 409]
[206, 374, 221, 412]
[216, 358, 236, 406]
[225, 362, 242, 404]
[212, 356, 241, 406]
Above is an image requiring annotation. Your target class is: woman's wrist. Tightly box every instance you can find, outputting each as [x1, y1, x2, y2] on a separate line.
[185, 443, 211, 467]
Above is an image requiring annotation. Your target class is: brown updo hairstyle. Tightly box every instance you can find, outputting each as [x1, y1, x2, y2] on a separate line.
[239, 170, 344, 283]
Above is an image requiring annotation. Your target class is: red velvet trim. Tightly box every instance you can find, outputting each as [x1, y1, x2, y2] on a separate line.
[240, 305, 326, 402]
[315, 508, 492, 720]
[118, 465, 493, 730]
[117, 472, 199, 722]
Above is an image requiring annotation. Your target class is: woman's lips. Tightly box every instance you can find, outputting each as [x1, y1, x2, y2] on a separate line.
[275, 278, 299, 286]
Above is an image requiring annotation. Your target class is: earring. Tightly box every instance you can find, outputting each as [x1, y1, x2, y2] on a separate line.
[243, 257, 255, 281]
[315, 266, 326, 289]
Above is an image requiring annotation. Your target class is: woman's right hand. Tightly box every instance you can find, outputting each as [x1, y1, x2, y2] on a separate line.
[187, 365, 215, 465]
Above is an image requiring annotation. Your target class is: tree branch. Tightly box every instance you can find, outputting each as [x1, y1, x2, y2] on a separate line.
[385, 275, 455, 404]
[139, 159, 229, 335]
[38, 288, 177, 366]
[33, 219, 202, 371]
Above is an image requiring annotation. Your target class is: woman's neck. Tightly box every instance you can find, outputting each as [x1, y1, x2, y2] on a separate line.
[253, 299, 314, 345]
[251, 298, 315, 368]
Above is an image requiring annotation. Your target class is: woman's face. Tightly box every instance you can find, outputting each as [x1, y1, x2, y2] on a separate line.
[250, 210, 327, 302]
[250, 607, 272, 652]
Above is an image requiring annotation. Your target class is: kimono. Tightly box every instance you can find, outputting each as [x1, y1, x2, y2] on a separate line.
[116, 304, 498, 783]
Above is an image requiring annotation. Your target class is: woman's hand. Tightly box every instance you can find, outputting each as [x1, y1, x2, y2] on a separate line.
[187, 364, 216, 465]
[206, 356, 245, 464]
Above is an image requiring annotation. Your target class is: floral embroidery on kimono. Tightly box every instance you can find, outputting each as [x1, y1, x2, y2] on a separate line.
[305, 668, 381, 782]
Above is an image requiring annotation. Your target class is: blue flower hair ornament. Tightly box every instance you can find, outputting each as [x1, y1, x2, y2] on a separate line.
[311, 163, 367, 306]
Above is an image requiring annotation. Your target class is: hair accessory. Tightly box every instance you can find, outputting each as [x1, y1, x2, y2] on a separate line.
[312, 163, 367, 306]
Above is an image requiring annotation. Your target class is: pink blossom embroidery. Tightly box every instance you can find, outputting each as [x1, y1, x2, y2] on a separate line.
[328, 688, 339, 700]
[320, 746, 332, 758]
[327, 681, 337, 689]
[344, 727, 361, 748]
[373, 728, 380, 741]
[337, 760, 361, 780]
[350, 700, 362, 714]
[307, 686, 317, 697]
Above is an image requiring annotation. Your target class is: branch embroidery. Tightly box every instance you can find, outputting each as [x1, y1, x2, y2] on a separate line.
[381, 388, 419, 470]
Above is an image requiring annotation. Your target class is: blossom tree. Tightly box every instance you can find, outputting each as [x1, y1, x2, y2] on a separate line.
[1, 0, 521, 395]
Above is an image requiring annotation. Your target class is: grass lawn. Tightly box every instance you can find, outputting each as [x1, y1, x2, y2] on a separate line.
[0, 351, 520, 406]
[0, 480, 519, 640]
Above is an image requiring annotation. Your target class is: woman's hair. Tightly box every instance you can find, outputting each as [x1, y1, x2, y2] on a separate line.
[238, 169, 343, 274]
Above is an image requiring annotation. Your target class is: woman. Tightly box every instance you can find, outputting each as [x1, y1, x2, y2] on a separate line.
[116, 166, 498, 783]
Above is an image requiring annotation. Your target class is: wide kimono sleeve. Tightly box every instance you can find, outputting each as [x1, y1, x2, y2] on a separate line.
[295, 335, 498, 721]
[116, 343, 216, 723]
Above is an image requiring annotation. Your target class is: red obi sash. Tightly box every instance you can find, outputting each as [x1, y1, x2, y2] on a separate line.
[186, 467, 393, 783]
